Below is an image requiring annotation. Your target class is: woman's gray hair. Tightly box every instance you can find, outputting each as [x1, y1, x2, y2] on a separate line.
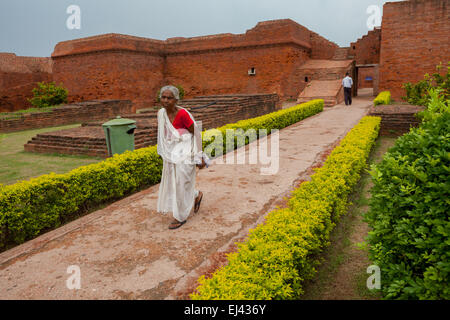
[159, 85, 180, 100]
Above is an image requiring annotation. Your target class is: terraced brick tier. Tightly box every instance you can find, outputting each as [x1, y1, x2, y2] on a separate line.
[24, 94, 279, 157]
[368, 104, 425, 136]
[297, 80, 345, 107]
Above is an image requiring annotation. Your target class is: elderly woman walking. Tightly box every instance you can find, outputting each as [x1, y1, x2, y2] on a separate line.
[156, 85, 206, 229]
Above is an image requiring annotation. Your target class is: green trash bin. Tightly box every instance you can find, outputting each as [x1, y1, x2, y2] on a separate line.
[102, 116, 137, 156]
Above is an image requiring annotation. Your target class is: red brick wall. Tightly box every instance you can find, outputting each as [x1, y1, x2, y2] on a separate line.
[358, 67, 375, 89]
[165, 45, 310, 101]
[0, 53, 53, 112]
[53, 51, 164, 113]
[52, 35, 165, 113]
[163, 19, 314, 101]
[310, 31, 339, 59]
[24, 94, 279, 157]
[349, 28, 381, 66]
[379, 0, 450, 99]
[2, 20, 340, 112]
[50, 19, 338, 108]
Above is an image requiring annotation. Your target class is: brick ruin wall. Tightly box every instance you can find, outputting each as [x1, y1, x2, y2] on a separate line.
[0, 100, 133, 133]
[349, 27, 381, 92]
[309, 31, 339, 60]
[368, 104, 426, 136]
[358, 67, 375, 89]
[379, 0, 450, 99]
[0, 53, 53, 112]
[24, 94, 279, 157]
[41, 19, 338, 112]
[349, 28, 381, 66]
[1, 19, 341, 114]
[164, 20, 337, 102]
[51, 34, 166, 113]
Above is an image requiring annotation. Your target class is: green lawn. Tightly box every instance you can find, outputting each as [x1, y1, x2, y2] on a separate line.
[0, 125, 103, 185]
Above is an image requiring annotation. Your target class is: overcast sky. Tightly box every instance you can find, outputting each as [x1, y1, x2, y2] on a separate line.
[0, 0, 402, 57]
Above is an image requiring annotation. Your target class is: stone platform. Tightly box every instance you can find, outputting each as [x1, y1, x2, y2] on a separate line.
[297, 80, 344, 107]
[368, 104, 425, 136]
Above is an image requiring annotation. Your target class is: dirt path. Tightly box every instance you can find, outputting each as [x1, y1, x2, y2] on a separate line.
[300, 136, 397, 300]
[0, 98, 372, 300]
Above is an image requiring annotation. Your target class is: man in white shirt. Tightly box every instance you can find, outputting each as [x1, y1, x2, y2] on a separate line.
[342, 72, 353, 106]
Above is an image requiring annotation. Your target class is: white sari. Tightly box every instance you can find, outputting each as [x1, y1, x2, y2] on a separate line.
[156, 106, 203, 222]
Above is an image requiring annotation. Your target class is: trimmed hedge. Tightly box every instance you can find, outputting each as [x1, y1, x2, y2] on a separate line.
[365, 111, 450, 299]
[374, 91, 392, 106]
[0, 100, 324, 249]
[202, 99, 324, 157]
[0, 147, 163, 246]
[191, 116, 381, 300]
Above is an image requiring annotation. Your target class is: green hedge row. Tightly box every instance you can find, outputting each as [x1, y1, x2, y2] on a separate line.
[365, 110, 450, 299]
[191, 116, 381, 300]
[202, 99, 324, 156]
[0, 100, 324, 249]
[0, 147, 163, 247]
[374, 91, 392, 106]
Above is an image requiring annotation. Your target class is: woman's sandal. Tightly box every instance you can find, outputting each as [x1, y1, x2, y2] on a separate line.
[169, 220, 186, 230]
[194, 192, 203, 213]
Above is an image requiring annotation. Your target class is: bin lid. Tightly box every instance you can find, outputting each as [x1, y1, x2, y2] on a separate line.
[102, 116, 136, 126]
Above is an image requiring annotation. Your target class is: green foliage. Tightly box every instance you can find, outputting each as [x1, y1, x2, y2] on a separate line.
[28, 82, 68, 108]
[374, 91, 391, 106]
[191, 116, 381, 300]
[365, 105, 450, 299]
[156, 84, 185, 102]
[417, 88, 450, 123]
[402, 62, 450, 106]
[0, 100, 323, 249]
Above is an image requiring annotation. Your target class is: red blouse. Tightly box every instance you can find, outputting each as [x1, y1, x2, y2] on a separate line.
[171, 108, 194, 135]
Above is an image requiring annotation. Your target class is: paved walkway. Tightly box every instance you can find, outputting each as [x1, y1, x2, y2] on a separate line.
[0, 96, 373, 300]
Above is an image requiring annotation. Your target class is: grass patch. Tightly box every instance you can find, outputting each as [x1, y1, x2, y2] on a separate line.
[0, 106, 59, 120]
[0, 124, 103, 185]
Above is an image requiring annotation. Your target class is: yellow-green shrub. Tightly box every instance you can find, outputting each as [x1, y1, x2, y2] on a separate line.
[191, 116, 381, 300]
[0, 100, 324, 249]
[374, 91, 391, 106]
[202, 99, 324, 156]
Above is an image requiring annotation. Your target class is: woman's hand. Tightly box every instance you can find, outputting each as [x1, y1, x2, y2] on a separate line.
[196, 158, 206, 169]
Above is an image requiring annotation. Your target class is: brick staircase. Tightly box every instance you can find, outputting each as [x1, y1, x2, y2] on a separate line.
[295, 58, 353, 106]
[297, 80, 344, 107]
[368, 104, 425, 136]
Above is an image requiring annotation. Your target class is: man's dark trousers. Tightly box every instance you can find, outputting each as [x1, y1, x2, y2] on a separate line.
[344, 87, 352, 105]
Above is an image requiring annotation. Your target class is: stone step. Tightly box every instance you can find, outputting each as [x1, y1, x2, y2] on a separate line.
[333, 47, 350, 60]
[24, 143, 108, 157]
[297, 79, 344, 107]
